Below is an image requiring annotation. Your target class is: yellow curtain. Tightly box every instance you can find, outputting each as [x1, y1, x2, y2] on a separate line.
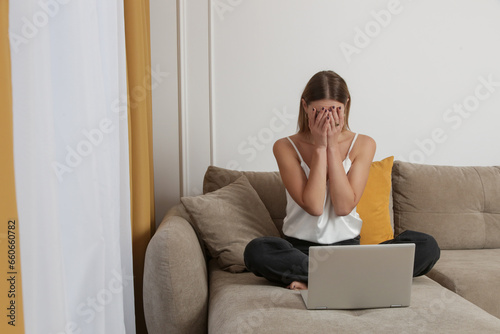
[124, 1, 155, 333]
[0, 1, 25, 333]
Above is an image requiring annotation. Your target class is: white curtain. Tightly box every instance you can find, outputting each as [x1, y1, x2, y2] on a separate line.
[10, 1, 135, 333]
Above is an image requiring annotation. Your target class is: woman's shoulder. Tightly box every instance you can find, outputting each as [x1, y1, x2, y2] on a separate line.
[273, 134, 302, 159]
[274, 134, 298, 150]
[355, 133, 376, 147]
[351, 132, 376, 160]
[273, 136, 288, 149]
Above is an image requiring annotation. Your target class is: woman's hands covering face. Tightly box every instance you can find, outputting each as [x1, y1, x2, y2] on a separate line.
[307, 103, 345, 148]
[326, 106, 344, 147]
[307, 106, 330, 148]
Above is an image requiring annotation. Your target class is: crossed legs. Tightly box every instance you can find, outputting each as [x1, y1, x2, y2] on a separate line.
[244, 230, 440, 288]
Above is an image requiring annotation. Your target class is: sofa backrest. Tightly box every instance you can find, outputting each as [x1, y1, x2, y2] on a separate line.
[203, 166, 287, 235]
[392, 161, 500, 250]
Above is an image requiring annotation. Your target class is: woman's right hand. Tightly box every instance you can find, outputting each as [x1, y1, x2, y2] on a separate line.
[307, 107, 330, 148]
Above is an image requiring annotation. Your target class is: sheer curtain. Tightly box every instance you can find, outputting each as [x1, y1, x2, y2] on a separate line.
[10, 1, 135, 333]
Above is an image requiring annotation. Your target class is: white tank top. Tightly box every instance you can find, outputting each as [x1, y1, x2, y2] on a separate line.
[282, 134, 363, 244]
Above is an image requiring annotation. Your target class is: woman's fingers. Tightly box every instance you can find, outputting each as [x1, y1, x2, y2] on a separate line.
[331, 108, 340, 128]
[309, 105, 345, 137]
[313, 107, 328, 127]
[308, 107, 329, 146]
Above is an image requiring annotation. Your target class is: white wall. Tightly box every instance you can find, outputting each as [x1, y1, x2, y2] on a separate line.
[150, 0, 180, 223]
[151, 0, 500, 224]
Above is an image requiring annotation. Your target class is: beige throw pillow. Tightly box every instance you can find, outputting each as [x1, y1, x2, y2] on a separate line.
[181, 175, 280, 273]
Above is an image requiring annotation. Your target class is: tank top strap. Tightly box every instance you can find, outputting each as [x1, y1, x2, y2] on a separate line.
[347, 133, 359, 157]
[286, 137, 305, 164]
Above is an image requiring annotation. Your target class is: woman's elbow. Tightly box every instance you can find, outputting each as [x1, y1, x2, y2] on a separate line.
[302, 203, 323, 216]
[333, 204, 354, 217]
[307, 207, 324, 217]
[299, 197, 324, 216]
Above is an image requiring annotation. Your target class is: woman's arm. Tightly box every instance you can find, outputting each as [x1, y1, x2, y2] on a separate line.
[327, 135, 376, 216]
[326, 108, 376, 216]
[273, 107, 331, 216]
[273, 139, 327, 216]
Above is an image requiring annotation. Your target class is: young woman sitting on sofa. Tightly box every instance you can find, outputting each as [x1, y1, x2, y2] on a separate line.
[244, 70, 440, 290]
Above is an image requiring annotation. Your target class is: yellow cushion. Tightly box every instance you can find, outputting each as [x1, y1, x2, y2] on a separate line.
[358, 156, 394, 244]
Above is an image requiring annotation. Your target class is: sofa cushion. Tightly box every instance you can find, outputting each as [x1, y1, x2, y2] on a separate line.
[427, 249, 500, 319]
[207, 260, 500, 333]
[392, 161, 500, 249]
[203, 166, 287, 233]
[182, 175, 280, 273]
[357, 156, 394, 244]
[204, 163, 395, 242]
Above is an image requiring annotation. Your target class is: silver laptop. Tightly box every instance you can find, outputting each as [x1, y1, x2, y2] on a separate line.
[301, 243, 415, 310]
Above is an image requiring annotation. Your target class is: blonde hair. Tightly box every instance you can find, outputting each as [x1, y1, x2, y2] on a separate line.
[298, 70, 351, 133]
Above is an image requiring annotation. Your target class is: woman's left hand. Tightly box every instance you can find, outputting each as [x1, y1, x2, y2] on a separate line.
[326, 106, 344, 148]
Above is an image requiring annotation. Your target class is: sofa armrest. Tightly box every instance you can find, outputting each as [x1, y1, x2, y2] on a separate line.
[144, 206, 208, 334]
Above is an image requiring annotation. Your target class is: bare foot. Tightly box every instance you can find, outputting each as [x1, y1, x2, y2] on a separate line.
[287, 281, 308, 290]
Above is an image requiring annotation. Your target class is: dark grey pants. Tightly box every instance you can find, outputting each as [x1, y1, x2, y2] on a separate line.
[243, 230, 440, 286]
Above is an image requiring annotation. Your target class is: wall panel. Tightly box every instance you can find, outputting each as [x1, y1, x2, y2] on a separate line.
[152, 0, 500, 215]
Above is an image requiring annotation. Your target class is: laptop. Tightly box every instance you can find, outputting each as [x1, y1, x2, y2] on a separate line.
[300, 243, 415, 310]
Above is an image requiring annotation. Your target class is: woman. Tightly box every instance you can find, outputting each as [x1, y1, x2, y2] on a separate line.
[244, 70, 440, 290]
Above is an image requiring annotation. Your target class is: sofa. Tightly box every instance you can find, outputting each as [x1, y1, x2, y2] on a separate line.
[143, 160, 500, 333]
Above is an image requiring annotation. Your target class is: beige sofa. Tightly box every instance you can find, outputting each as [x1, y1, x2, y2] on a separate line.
[391, 161, 500, 320]
[143, 161, 500, 333]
